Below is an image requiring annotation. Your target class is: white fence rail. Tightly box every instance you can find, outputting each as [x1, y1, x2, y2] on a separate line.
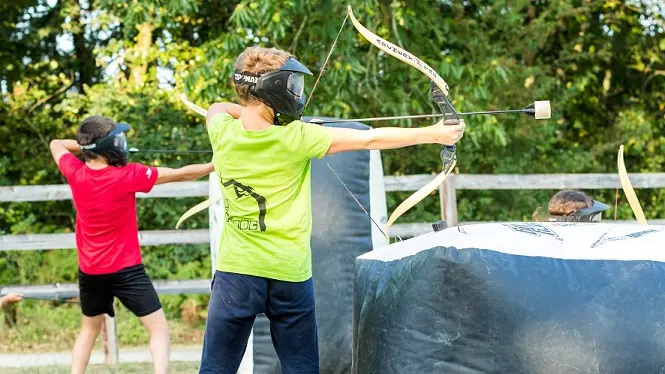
[3, 172, 664, 250]
[2, 172, 664, 364]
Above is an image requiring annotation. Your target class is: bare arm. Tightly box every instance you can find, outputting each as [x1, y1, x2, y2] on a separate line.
[0, 293, 23, 307]
[206, 103, 243, 126]
[49, 139, 81, 164]
[326, 119, 466, 155]
[155, 162, 215, 185]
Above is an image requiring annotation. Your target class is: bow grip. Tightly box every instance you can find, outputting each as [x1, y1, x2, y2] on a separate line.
[441, 145, 456, 163]
[440, 115, 457, 167]
[430, 81, 459, 169]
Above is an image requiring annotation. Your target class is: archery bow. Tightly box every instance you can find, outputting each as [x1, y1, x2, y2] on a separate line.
[308, 6, 551, 239]
[345, 6, 464, 238]
[173, 94, 221, 229]
[617, 144, 647, 225]
[304, 6, 462, 240]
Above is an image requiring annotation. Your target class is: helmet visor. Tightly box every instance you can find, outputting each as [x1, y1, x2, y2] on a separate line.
[287, 73, 305, 99]
[113, 132, 128, 153]
[548, 200, 608, 223]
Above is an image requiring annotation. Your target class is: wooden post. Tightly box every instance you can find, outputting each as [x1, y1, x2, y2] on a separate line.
[439, 174, 458, 226]
[102, 314, 119, 365]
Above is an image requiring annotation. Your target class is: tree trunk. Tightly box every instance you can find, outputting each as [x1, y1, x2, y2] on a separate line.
[128, 23, 154, 87]
[72, 0, 95, 90]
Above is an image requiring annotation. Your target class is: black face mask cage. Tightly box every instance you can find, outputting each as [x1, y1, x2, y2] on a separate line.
[79, 123, 131, 166]
[548, 200, 610, 223]
[233, 56, 312, 125]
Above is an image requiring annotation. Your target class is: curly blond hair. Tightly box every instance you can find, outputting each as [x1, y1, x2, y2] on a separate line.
[233, 46, 291, 105]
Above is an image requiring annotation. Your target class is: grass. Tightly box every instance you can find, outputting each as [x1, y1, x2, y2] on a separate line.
[1, 361, 201, 374]
[0, 297, 207, 353]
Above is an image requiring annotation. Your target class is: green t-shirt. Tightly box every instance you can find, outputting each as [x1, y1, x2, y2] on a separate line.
[207, 113, 333, 282]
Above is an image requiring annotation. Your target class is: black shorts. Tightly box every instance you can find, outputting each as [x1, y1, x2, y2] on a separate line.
[78, 264, 162, 318]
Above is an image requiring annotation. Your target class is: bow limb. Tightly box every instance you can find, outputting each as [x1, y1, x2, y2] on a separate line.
[179, 93, 208, 117]
[617, 145, 647, 225]
[385, 160, 456, 239]
[175, 197, 221, 229]
[347, 6, 450, 96]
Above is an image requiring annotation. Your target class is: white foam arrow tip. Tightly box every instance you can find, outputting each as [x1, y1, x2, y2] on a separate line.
[534, 100, 551, 119]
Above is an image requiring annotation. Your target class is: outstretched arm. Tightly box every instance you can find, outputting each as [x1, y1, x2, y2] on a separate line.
[206, 103, 242, 126]
[49, 139, 80, 164]
[155, 163, 215, 185]
[326, 119, 465, 155]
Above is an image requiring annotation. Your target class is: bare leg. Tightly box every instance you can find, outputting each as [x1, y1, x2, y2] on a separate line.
[140, 308, 170, 374]
[71, 314, 104, 374]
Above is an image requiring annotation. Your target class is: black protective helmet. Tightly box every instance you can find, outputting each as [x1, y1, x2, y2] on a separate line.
[548, 200, 610, 223]
[79, 123, 131, 166]
[234, 56, 312, 125]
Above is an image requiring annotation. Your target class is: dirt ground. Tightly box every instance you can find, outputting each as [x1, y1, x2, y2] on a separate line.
[1, 361, 200, 374]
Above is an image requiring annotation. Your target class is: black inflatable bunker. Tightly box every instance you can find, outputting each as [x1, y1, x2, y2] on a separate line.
[353, 222, 665, 374]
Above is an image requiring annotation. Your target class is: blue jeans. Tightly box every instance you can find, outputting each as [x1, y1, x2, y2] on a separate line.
[199, 271, 319, 374]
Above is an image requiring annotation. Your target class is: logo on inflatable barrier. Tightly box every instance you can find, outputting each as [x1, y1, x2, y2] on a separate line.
[502, 223, 563, 241]
[590, 228, 662, 248]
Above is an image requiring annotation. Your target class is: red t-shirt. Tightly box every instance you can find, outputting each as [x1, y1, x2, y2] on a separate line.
[57, 153, 158, 274]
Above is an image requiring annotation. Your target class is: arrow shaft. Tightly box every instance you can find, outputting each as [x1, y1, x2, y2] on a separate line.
[132, 109, 532, 153]
[129, 148, 213, 154]
[308, 108, 531, 124]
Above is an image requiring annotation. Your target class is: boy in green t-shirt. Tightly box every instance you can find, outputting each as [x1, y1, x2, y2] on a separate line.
[199, 46, 465, 373]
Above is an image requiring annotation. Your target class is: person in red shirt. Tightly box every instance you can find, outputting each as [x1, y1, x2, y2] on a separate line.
[49, 115, 214, 374]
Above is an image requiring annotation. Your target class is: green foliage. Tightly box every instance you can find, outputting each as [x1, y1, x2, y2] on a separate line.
[0, 0, 664, 334]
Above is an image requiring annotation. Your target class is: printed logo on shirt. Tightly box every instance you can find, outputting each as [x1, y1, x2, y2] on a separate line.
[145, 168, 152, 179]
[222, 178, 267, 232]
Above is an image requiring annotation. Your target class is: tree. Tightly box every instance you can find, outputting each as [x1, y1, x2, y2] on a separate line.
[0, 0, 663, 293]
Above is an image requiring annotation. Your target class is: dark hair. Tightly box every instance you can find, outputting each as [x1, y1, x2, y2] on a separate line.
[532, 190, 594, 221]
[76, 116, 127, 166]
[547, 190, 593, 216]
